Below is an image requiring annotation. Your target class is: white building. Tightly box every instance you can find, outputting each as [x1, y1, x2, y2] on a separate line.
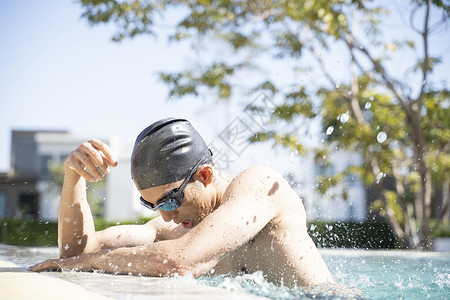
[305, 150, 366, 222]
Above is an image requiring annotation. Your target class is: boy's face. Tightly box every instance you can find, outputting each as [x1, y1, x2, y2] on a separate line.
[139, 178, 209, 229]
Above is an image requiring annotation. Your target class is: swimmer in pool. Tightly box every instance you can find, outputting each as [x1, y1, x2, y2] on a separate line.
[30, 118, 334, 287]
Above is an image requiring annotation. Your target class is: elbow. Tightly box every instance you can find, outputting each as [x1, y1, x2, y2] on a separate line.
[162, 259, 197, 278]
[144, 241, 215, 278]
[58, 234, 98, 259]
[162, 259, 210, 278]
[176, 260, 217, 278]
[170, 264, 196, 278]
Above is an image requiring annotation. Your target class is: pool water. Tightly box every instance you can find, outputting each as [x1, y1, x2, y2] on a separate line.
[1, 244, 448, 299]
[198, 250, 449, 299]
[323, 250, 449, 300]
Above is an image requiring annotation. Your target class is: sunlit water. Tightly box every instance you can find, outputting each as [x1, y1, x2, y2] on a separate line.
[1, 244, 448, 299]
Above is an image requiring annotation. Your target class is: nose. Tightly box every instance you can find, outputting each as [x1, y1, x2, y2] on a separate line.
[159, 210, 177, 222]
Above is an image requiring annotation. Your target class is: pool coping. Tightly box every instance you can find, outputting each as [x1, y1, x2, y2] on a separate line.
[0, 243, 271, 300]
[0, 259, 113, 300]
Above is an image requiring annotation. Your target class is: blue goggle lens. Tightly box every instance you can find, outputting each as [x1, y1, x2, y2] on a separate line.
[158, 199, 180, 211]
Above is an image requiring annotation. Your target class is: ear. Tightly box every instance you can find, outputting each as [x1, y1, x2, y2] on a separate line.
[193, 165, 213, 188]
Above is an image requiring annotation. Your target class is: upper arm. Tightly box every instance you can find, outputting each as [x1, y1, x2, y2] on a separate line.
[177, 166, 282, 273]
[94, 216, 184, 250]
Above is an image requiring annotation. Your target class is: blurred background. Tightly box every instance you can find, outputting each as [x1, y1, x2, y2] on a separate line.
[0, 0, 448, 250]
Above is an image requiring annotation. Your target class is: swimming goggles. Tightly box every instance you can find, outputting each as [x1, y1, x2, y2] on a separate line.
[140, 154, 209, 211]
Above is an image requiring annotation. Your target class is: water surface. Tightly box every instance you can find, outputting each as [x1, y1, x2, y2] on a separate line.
[1, 244, 448, 299]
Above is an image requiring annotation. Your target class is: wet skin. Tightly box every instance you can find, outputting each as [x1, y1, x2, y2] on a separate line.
[30, 139, 333, 287]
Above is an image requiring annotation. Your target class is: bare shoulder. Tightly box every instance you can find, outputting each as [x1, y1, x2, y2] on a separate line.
[229, 165, 291, 194]
[230, 166, 307, 231]
[222, 165, 295, 209]
[237, 165, 281, 177]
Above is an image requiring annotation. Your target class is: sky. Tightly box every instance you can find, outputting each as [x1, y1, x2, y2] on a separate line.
[0, 0, 228, 172]
[0, 0, 449, 174]
[0, 0, 316, 177]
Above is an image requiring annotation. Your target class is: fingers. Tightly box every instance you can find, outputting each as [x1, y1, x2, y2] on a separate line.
[67, 139, 118, 182]
[72, 159, 97, 182]
[89, 139, 118, 167]
[74, 150, 104, 179]
[80, 142, 108, 174]
[29, 259, 62, 272]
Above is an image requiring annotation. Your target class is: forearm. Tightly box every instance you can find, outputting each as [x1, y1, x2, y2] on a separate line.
[36, 242, 189, 277]
[58, 164, 98, 258]
[90, 245, 181, 276]
[32, 238, 215, 278]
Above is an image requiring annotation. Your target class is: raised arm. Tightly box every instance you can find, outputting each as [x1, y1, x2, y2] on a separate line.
[58, 139, 118, 258]
[58, 139, 185, 258]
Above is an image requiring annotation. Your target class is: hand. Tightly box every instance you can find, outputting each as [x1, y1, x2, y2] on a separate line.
[29, 256, 84, 272]
[66, 139, 118, 182]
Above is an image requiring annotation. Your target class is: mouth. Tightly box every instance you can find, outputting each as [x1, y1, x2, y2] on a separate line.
[181, 220, 193, 229]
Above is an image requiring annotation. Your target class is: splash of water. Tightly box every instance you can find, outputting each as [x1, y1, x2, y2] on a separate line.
[338, 112, 350, 124]
[376, 172, 384, 184]
[326, 126, 334, 135]
[377, 131, 387, 143]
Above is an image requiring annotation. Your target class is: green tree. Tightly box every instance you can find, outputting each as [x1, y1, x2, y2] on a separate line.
[78, 0, 449, 249]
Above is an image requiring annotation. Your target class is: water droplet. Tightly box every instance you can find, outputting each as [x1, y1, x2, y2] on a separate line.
[365, 102, 371, 109]
[128, 262, 132, 267]
[339, 111, 350, 124]
[326, 126, 334, 135]
[377, 131, 387, 143]
[335, 81, 341, 88]
[376, 172, 384, 184]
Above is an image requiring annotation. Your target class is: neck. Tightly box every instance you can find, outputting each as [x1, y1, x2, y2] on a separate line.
[210, 172, 231, 211]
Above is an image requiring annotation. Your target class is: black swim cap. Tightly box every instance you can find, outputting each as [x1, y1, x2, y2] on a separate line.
[131, 118, 212, 190]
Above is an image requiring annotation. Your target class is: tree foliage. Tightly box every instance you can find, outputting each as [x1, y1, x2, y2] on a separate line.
[78, 0, 449, 249]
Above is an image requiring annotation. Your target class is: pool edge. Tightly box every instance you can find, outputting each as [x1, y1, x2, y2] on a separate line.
[0, 259, 113, 300]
